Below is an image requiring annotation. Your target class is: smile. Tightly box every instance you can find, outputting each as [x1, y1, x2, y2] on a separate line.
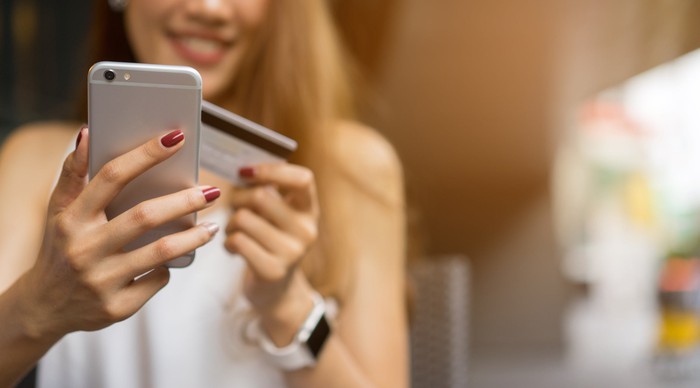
[170, 35, 230, 66]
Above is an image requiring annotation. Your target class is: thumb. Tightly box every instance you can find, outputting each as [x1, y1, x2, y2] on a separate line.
[48, 126, 89, 215]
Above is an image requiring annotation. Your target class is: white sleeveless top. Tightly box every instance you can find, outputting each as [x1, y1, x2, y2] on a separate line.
[38, 209, 286, 388]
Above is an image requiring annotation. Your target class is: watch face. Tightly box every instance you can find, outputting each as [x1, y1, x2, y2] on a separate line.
[307, 315, 330, 358]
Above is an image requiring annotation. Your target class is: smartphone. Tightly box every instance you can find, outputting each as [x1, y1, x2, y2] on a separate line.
[200, 100, 297, 185]
[88, 61, 202, 268]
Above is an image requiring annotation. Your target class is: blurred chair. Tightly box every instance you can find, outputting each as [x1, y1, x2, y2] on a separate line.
[409, 255, 470, 388]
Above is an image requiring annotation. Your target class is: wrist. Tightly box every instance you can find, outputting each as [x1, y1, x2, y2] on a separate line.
[257, 277, 315, 347]
[0, 274, 63, 387]
[12, 272, 63, 344]
[252, 290, 331, 371]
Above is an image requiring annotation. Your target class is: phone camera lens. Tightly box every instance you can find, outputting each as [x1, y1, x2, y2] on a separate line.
[104, 70, 115, 81]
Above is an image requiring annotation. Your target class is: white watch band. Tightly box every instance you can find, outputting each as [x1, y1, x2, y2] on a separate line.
[248, 291, 330, 371]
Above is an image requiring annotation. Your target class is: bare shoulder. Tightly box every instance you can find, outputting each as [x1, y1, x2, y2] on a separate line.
[0, 122, 78, 289]
[332, 121, 404, 207]
[0, 121, 79, 199]
[2, 121, 78, 158]
[2, 121, 79, 152]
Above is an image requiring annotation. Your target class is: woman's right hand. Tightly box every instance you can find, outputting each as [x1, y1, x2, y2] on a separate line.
[15, 127, 219, 341]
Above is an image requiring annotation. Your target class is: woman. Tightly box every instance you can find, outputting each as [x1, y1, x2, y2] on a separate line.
[0, 0, 407, 387]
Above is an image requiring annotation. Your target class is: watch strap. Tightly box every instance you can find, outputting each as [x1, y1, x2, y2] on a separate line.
[249, 291, 331, 370]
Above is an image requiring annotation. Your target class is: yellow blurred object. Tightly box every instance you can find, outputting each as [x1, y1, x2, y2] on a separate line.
[658, 310, 700, 351]
[623, 172, 656, 229]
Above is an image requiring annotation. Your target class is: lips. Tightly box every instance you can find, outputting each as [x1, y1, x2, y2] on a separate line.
[170, 34, 230, 66]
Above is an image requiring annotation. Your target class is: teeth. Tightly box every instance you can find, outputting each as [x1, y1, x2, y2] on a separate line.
[180, 37, 222, 55]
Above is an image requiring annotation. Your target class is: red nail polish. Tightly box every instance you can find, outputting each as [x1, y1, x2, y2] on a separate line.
[75, 126, 86, 149]
[161, 130, 184, 148]
[202, 187, 221, 202]
[239, 167, 255, 178]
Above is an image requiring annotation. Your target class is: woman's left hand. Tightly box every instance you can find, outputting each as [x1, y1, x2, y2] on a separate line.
[224, 163, 319, 336]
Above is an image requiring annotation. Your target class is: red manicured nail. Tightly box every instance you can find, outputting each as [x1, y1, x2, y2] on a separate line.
[239, 167, 255, 178]
[161, 130, 184, 148]
[75, 126, 86, 149]
[202, 187, 221, 202]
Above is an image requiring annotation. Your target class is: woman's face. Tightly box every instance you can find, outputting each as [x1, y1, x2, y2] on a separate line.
[125, 0, 269, 103]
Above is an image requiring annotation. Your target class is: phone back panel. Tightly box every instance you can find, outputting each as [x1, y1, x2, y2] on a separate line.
[88, 62, 201, 267]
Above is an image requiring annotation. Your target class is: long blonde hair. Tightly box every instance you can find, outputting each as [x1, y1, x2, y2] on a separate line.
[230, 1, 357, 301]
[87, 0, 358, 302]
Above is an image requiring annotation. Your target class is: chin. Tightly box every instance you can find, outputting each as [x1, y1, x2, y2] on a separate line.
[202, 80, 227, 105]
[201, 75, 231, 104]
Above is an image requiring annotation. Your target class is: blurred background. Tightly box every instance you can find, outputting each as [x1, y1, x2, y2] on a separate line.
[6, 0, 700, 387]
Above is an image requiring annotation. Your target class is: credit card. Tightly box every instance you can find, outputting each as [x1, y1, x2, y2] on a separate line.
[200, 100, 297, 185]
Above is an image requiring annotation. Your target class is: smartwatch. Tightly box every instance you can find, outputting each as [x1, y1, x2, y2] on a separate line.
[250, 291, 331, 371]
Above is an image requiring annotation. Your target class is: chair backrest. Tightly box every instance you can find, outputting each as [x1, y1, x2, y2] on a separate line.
[409, 255, 471, 388]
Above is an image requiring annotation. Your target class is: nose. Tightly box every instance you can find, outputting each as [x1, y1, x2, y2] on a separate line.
[184, 0, 234, 25]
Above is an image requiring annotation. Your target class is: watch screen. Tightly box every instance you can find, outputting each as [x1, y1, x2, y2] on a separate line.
[307, 315, 330, 358]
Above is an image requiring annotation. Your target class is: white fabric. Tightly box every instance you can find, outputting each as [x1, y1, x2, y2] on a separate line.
[37, 209, 286, 388]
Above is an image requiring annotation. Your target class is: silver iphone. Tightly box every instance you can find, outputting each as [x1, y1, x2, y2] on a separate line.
[88, 61, 202, 268]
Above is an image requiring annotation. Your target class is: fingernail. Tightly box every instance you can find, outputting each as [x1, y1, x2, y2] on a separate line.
[202, 222, 220, 236]
[202, 187, 221, 202]
[239, 167, 255, 178]
[75, 125, 86, 149]
[161, 130, 184, 148]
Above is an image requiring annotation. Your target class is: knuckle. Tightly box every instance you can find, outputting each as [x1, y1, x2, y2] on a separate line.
[154, 238, 176, 261]
[223, 238, 235, 253]
[79, 270, 108, 296]
[131, 202, 158, 229]
[224, 216, 237, 234]
[251, 188, 268, 208]
[285, 239, 306, 260]
[103, 300, 129, 322]
[64, 242, 85, 265]
[299, 220, 318, 244]
[66, 253, 87, 273]
[99, 161, 122, 184]
[53, 214, 74, 238]
[262, 263, 287, 283]
[231, 232, 244, 247]
[64, 239, 92, 273]
[299, 169, 314, 186]
[224, 233, 243, 253]
[187, 189, 203, 210]
[141, 140, 162, 161]
[156, 267, 171, 287]
[232, 208, 250, 226]
[197, 226, 211, 246]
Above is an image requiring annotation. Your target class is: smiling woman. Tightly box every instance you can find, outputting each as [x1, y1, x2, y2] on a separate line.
[123, 0, 269, 101]
[0, 1, 408, 387]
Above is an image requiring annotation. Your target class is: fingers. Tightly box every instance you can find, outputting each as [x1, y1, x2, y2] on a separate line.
[98, 186, 220, 254]
[116, 266, 171, 316]
[227, 164, 319, 270]
[224, 231, 287, 283]
[238, 164, 317, 211]
[226, 208, 306, 263]
[49, 126, 89, 214]
[78, 129, 185, 216]
[228, 186, 304, 233]
[116, 222, 219, 279]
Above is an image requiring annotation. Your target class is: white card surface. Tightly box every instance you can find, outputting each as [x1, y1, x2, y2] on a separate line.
[199, 101, 297, 185]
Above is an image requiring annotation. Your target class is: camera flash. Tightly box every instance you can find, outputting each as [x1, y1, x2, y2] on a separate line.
[124, 72, 131, 80]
